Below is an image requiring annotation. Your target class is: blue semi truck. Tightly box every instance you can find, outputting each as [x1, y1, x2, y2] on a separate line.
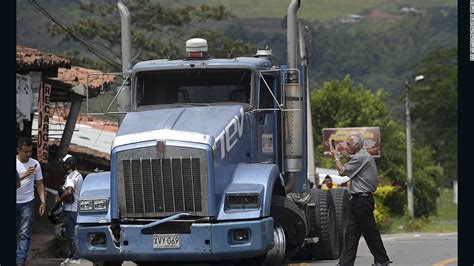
[75, 0, 349, 265]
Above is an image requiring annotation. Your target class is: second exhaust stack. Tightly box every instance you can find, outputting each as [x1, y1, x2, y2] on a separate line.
[117, 0, 132, 119]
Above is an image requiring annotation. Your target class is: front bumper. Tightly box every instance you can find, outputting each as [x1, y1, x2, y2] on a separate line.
[76, 217, 274, 262]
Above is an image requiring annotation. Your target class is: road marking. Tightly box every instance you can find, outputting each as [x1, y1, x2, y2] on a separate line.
[432, 257, 457, 266]
[382, 233, 457, 241]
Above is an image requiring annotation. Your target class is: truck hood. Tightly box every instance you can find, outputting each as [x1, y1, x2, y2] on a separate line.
[113, 105, 245, 149]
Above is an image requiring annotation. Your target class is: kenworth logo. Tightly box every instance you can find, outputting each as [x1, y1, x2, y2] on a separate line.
[215, 107, 244, 160]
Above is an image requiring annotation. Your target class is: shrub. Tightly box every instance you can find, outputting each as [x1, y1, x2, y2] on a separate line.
[413, 165, 444, 217]
[384, 148, 445, 218]
[373, 185, 396, 228]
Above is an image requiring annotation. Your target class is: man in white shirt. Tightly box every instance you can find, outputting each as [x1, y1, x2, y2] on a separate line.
[57, 154, 83, 265]
[16, 137, 46, 266]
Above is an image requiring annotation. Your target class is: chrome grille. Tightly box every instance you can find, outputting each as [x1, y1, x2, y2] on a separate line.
[117, 145, 209, 218]
[122, 158, 202, 215]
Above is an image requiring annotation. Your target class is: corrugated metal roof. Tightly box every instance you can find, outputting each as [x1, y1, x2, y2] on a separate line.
[16, 45, 71, 71]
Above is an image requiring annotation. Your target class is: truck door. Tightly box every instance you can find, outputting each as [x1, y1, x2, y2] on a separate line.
[256, 71, 283, 166]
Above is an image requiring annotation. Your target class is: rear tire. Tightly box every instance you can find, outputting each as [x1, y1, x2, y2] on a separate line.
[330, 188, 350, 255]
[307, 189, 339, 260]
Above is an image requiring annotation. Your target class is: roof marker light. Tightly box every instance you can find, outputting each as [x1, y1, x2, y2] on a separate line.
[185, 38, 209, 59]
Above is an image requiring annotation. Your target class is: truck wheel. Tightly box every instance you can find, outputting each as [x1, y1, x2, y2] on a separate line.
[307, 189, 339, 260]
[270, 195, 308, 248]
[330, 188, 350, 255]
[231, 222, 285, 266]
[260, 222, 285, 265]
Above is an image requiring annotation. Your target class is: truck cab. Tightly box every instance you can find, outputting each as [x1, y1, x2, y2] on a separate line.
[75, 1, 347, 265]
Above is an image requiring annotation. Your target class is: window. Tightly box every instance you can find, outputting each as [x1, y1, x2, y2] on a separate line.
[258, 74, 276, 109]
[135, 69, 252, 108]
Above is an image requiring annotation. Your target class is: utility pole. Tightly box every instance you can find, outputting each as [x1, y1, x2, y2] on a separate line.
[405, 75, 424, 218]
[405, 80, 414, 218]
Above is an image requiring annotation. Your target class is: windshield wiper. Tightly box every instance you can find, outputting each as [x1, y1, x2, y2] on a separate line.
[176, 103, 210, 107]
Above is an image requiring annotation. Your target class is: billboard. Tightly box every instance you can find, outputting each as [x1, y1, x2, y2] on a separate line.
[322, 127, 381, 157]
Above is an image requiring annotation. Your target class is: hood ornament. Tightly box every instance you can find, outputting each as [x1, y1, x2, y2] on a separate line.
[156, 139, 166, 158]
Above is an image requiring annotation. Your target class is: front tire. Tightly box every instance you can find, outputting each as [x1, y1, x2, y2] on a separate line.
[269, 195, 308, 264]
[270, 195, 308, 248]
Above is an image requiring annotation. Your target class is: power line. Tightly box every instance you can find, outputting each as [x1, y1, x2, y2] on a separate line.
[27, 0, 121, 70]
[173, 0, 189, 8]
[138, 1, 188, 43]
[84, 3, 125, 60]
[170, 0, 256, 48]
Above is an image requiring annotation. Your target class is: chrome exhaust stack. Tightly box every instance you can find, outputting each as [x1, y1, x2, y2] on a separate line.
[283, 0, 302, 192]
[287, 0, 300, 74]
[117, 0, 132, 122]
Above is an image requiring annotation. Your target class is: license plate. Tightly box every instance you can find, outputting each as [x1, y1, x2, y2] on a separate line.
[153, 234, 180, 248]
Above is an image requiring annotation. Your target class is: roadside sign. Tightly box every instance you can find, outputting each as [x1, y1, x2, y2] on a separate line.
[322, 127, 381, 157]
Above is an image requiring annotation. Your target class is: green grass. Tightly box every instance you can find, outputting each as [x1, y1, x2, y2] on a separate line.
[382, 188, 457, 234]
[395, 0, 456, 8]
[435, 188, 458, 220]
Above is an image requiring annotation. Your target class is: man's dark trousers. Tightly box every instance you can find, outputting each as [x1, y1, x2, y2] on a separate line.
[338, 194, 390, 266]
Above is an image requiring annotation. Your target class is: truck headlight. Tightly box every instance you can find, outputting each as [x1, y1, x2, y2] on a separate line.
[80, 200, 94, 211]
[225, 193, 260, 209]
[80, 199, 108, 212]
[93, 199, 108, 211]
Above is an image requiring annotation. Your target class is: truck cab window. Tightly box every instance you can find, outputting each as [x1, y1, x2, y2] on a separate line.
[259, 74, 276, 109]
[135, 69, 252, 109]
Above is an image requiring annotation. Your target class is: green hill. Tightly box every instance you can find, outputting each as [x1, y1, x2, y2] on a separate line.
[16, 0, 457, 53]
[17, 0, 457, 49]
[17, 0, 457, 102]
[161, 0, 456, 22]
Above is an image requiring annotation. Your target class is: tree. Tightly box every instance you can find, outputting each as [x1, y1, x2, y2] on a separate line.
[310, 76, 444, 217]
[48, 0, 256, 71]
[306, 7, 457, 95]
[310, 75, 393, 170]
[411, 48, 457, 185]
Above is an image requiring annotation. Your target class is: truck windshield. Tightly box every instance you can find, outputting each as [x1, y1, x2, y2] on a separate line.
[135, 69, 252, 108]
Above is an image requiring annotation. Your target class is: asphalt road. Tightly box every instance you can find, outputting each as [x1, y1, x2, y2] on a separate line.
[296, 233, 458, 266]
[28, 233, 457, 266]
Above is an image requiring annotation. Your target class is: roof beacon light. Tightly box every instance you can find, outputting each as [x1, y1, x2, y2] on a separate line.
[186, 38, 208, 59]
[255, 48, 273, 58]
